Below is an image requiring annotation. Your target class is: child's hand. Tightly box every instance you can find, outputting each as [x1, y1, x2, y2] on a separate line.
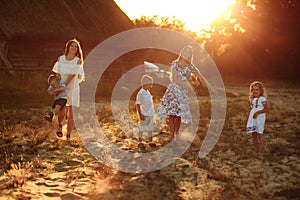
[54, 90, 62, 95]
[48, 90, 55, 96]
[253, 112, 258, 119]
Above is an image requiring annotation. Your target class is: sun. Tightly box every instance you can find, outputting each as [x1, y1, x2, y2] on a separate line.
[114, 0, 236, 32]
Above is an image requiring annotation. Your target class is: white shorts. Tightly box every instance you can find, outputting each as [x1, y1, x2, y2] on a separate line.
[139, 116, 154, 132]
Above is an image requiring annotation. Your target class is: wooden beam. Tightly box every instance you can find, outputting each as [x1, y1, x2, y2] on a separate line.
[61, 0, 87, 30]
[0, 48, 14, 74]
[0, 67, 49, 71]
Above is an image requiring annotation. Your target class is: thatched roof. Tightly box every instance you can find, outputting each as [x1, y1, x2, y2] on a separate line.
[0, 0, 134, 43]
[0, 0, 135, 70]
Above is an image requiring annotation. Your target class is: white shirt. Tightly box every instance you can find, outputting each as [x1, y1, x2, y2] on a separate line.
[136, 88, 154, 116]
[52, 55, 84, 107]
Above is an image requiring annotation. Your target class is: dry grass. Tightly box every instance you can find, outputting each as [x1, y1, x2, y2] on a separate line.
[5, 162, 33, 188]
[0, 75, 299, 199]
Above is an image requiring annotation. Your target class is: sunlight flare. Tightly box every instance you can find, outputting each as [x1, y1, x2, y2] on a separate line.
[114, 0, 237, 31]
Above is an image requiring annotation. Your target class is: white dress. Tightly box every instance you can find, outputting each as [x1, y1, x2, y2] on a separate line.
[246, 96, 267, 134]
[52, 55, 84, 107]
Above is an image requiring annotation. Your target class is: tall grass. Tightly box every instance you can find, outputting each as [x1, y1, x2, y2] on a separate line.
[0, 71, 51, 108]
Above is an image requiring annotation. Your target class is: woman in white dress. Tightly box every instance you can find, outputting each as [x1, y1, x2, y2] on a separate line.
[157, 46, 206, 140]
[52, 39, 85, 139]
[244, 81, 268, 153]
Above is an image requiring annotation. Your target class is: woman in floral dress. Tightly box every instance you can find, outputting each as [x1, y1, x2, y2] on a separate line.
[157, 46, 206, 140]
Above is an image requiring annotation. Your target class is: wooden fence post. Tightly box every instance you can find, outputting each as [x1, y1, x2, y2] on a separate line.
[0, 48, 14, 75]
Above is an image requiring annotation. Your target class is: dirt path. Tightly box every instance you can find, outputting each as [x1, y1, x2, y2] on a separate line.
[0, 87, 299, 199]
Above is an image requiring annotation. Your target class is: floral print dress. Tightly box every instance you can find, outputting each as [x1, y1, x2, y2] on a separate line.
[157, 60, 197, 123]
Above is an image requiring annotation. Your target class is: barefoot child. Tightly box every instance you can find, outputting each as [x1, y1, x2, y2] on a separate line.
[136, 75, 156, 147]
[45, 75, 67, 137]
[244, 81, 268, 153]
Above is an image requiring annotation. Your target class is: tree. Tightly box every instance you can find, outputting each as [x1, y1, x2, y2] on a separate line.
[133, 0, 300, 79]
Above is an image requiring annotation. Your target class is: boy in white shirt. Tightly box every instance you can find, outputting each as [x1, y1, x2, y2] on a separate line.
[136, 75, 156, 147]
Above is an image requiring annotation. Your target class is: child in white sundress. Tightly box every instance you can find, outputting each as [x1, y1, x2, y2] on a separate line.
[244, 81, 268, 153]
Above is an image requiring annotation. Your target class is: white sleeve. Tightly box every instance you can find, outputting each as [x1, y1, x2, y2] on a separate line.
[52, 61, 59, 73]
[52, 56, 63, 73]
[260, 96, 267, 104]
[136, 91, 143, 105]
[77, 64, 85, 82]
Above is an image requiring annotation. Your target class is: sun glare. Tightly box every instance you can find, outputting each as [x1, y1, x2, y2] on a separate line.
[114, 0, 236, 32]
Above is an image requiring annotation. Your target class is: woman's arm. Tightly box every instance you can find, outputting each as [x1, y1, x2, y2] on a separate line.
[65, 74, 76, 86]
[53, 85, 65, 95]
[192, 67, 207, 88]
[77, 59, 84, 81]
[77, 59, 82, 79]
[172, 70, 188, 86]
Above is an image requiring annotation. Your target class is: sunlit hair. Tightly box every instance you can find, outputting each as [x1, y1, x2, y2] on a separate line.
[176, 45, 194, 65]
[48, 74, 59, 84]
[249, 81, 266, 99]
[64, 39, 83, 61]
[141, 74, 153, 86]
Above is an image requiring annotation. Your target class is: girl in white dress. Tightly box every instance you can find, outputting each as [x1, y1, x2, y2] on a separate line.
[52, 39, 85, 139]
[157, 46, 206, 141]
[244, 81, 268, 153]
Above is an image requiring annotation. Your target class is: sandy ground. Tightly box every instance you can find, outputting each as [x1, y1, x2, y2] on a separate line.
[0, 86, 299, 199]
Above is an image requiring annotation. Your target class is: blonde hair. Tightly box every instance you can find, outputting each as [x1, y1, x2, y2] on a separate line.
[176, 45, 194, 65]
[249, 81, 266, 99]
[141, 75, 153, 86]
